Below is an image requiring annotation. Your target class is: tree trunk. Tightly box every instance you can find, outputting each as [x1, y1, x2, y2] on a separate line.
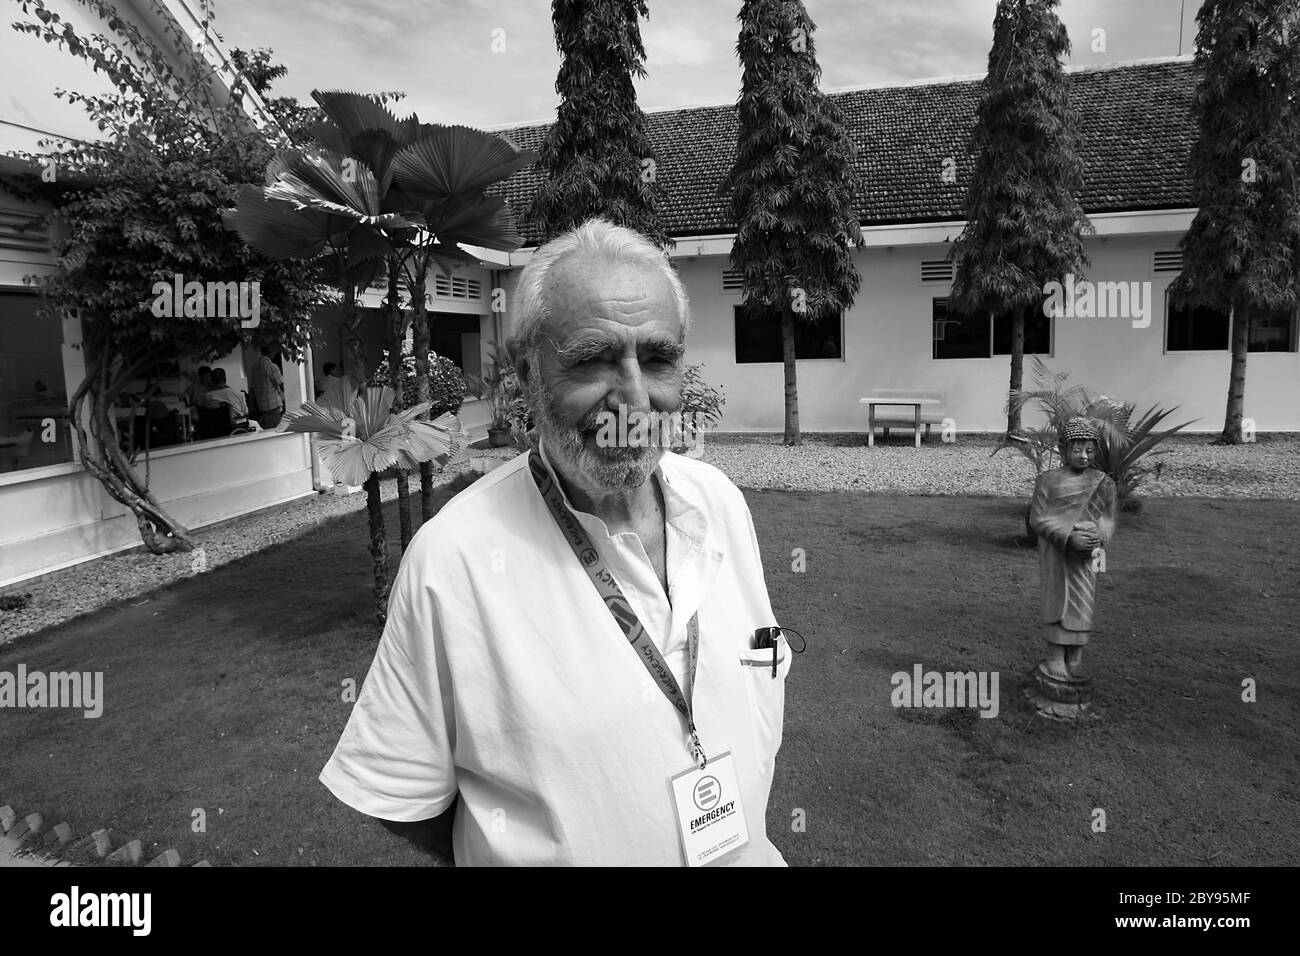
[1218, 301, 1250, 445]
[1007, 307, 1025, 437]
[409, 262, 436, 521]
[781, 305, 800, 446]
[70, 348, 195, 554]
[386, 262, 413, 550]
[340, 272, 368, 389]
[339, 264, 388, 607]
[364, 473, 389, 625]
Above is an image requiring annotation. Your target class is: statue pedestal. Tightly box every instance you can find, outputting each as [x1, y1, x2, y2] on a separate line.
[1023, 661, 1096, 721]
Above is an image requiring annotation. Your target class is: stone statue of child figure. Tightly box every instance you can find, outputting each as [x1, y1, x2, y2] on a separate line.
[1025, 418, 1118, 716]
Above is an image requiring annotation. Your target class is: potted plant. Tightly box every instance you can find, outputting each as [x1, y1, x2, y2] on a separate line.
[675, 364, 725, 458]
[467, 344, 524, 448]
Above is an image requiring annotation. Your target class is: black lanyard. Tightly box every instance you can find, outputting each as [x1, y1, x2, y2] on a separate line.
[528, 448, 707, 769]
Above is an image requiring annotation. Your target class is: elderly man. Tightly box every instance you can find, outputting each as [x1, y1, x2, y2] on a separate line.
[320, 217, 793, 866]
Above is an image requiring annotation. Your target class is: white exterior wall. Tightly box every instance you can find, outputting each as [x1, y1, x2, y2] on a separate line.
[664, 229, 1298, 435]
[494, 213, 1298, 434]
[0, 430, 313, 588]
[0, 0, 319, 589]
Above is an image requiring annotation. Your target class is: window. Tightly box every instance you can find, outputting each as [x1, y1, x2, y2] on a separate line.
[1249, 306, 1299, 352]
[1165, 290, 1298, 352]
[1165, 294, 1228, 351]
[994, 305, 1052, 356]
[734, 304, 842, 363]
[932, 298, 988, 359]
[933, 298, 1052, 359]
[0, 290, 75, 472]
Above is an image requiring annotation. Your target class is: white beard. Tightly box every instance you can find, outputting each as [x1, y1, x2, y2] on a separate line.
[531, 373, 664, 490]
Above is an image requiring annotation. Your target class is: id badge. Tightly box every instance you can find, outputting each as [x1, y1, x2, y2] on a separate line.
[669, 750, 750, 867]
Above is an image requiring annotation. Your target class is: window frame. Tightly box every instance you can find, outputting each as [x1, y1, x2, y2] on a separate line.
[931, 296, 1054, 360]
[732, 302, 845, 364]
[1163, 278, 1300, 355]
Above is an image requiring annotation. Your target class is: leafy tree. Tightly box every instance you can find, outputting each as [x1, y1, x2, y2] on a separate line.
[723, 0, 862, 445]
[948, 0, 1092, 438]
[1169, 0, 1300, 444]
[527, 0, 667, 245]
[230, 47, 319, 143]
[5, 0, 323, 553]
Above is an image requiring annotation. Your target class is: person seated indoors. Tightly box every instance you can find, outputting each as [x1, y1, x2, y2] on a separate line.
[202, 368, 249, 421]
[184, 366, 213, 407]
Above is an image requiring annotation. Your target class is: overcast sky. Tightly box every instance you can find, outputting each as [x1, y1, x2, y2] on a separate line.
[211, 0, 1196, 129]
[0, 0, 1196, 143]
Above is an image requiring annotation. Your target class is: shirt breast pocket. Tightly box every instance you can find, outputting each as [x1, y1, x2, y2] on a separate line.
[737, 635, 791, 778]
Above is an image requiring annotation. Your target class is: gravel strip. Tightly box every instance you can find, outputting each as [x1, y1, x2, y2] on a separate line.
[2, 434, 1295, 645]
[700, 432, 1300, 500]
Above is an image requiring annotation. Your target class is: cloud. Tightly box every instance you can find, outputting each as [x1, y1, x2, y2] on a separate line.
[200, 0, 1193, 129]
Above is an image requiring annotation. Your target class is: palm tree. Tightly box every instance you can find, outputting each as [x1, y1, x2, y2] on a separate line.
[281, 383, 468, 621]
[223, 94, 535, 621]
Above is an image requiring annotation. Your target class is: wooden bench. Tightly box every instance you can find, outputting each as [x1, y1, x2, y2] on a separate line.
[859, 389, 947, 448]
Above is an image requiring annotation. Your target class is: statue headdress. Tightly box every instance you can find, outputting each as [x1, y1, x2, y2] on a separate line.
[1060, 416, 1098, 446]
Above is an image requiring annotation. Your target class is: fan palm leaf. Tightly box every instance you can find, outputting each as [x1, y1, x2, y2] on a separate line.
[281, 385, 468, 487]
[422, 194, 525, 251]
[392, 125, 539, 202]
[310, 91, 425, 196]
[265, 150, 415, 229]
[220, 185, 353, 260]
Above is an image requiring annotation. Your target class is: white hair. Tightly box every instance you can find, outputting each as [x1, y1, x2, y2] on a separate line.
[508, 217, 690, 363]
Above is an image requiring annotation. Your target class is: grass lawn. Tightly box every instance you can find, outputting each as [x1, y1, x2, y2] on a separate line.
[1, 482, 1297, 866]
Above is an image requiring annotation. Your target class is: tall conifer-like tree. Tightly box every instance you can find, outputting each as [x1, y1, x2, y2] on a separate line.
[527, 0, 667, 246]
[724, 0, 862, 446]
[949, 0, 1091, 437]
[1169, 0, 1300, 444]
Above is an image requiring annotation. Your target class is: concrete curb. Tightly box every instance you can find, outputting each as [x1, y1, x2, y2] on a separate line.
[0, 799, 209, 868]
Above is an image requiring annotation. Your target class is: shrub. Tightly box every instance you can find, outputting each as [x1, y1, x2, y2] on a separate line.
[371, 346, 468, 418]
[680, 363, 726, 431]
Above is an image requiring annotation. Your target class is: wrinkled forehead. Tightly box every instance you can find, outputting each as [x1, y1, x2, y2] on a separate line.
[541, 252, 683, 345]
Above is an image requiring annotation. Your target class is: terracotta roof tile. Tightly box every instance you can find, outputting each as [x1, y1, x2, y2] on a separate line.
[491, 59, 1198, 243]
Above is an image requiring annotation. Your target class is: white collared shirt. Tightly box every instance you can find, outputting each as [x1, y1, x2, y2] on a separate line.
[320, 441, 793, 866]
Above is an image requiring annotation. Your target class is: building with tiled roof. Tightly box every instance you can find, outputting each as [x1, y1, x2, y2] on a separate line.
[479, 57, 1296, 443]
[491, 58, 1199, 242]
